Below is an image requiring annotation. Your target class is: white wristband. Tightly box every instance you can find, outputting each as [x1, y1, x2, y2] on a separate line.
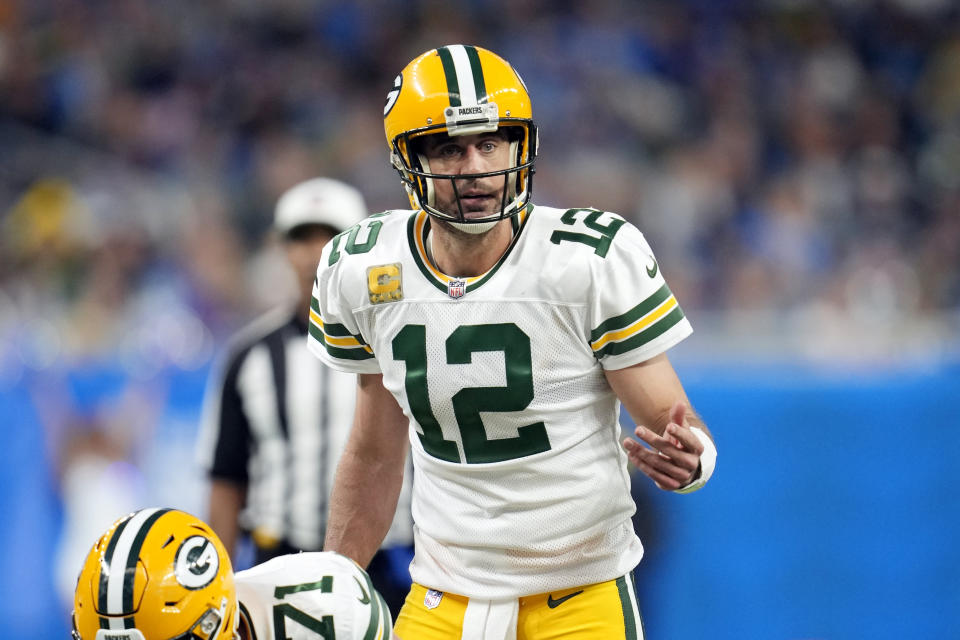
[673, 427, 716, 494]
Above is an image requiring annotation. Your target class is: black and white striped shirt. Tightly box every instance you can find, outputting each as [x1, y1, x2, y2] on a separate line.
[197, 308, 412, 552]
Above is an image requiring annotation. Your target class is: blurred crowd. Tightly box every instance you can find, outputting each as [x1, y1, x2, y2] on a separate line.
[3, 0, 960, 381]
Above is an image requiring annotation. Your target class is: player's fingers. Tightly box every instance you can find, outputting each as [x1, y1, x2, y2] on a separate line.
[669, 401, 687, 429]
[633, 425, 674, 450]
[636, 424, 698, 465]
[634, 457, 684, 490]
[664, 423, 704, 455]
[623, 439, 653, 468]
[622, 437, 651, 454]
[632, 435, 701, 478]
[654, 435, 702, 475]
[628, 446, 694, 482]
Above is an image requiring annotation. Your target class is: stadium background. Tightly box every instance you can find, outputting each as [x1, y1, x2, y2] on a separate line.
[1, 1, 958, 638]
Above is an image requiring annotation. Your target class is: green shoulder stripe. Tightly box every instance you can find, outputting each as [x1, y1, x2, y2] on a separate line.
[590, 284, 673, 343]
[594, 306, 685, 358]
[322, 320, 362, 339]
[308, 324, 374, 361]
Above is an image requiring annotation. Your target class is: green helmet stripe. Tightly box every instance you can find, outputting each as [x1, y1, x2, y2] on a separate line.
[464, 45, 487, 103]
[122, 509, 171, 614]
[437, 46, 461, 107]
[98, 514, 133, 617]
[95, 508, 171, 631]
[438, 45, 489, 107]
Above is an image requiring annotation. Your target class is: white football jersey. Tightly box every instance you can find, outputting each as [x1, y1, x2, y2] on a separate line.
[308, 205, 692, 598]
[235, 552, 392, 640]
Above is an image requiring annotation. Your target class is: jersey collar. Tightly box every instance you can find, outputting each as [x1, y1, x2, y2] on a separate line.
[406, 205, 533, 296]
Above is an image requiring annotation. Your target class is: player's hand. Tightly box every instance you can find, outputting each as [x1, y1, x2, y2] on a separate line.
[622, 401, 704, 491]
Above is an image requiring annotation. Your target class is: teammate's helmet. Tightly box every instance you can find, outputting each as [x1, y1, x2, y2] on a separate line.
[383, 44, 538, 226]
[72, 508, 238, 640]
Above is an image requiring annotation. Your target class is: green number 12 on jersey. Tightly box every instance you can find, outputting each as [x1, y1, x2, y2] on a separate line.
[392, 323, 551, 464]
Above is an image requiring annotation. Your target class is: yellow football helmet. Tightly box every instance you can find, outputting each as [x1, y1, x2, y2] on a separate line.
[72, 508, 238, 640]
[384, 44, 538, 226]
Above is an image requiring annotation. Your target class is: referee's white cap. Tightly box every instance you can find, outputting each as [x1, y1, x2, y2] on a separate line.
[274, 177, 368, 236]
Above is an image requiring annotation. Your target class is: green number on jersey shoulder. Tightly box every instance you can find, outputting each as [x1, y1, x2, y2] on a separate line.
[328, 216, 385, 266]
[549, 208, 625, 258]
[392, 323, 551, 464]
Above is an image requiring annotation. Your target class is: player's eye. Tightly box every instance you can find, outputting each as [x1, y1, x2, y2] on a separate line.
[437, 145, 461, 158]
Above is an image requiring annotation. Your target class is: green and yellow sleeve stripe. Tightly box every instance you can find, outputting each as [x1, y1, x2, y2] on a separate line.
[309, 298, 374, 361]
[590, 284, 685, 358]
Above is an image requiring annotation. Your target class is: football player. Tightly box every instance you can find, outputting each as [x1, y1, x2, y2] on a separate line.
[309, 45, 718, 639]
[71, 508, 396, 640]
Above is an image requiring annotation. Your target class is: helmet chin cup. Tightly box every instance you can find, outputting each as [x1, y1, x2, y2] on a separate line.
[447, 219, 501, 234]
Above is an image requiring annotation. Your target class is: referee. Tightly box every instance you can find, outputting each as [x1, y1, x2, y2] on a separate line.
[196, 177, 413, 615]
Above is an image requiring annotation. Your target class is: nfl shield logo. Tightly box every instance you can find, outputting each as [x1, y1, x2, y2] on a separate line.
[447, 278, 467, 299]
[424, 588, 444, 609]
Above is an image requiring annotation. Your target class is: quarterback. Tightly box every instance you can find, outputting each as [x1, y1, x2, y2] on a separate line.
[309, 45, 717, 639]
[71, 508, 396, 640]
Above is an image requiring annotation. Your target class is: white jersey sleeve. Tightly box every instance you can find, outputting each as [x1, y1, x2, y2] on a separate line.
[235, 552, 392, 640]
[307, 215, 387, 374]
[583, 211, 692, 369]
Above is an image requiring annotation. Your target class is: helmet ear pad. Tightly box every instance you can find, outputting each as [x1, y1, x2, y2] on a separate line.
[507, 139, 520, 200]
[416, 152, 436, 210]
[392, 142, 426, 211]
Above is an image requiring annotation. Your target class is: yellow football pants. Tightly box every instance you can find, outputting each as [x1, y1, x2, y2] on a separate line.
[394, 571, 645, 640]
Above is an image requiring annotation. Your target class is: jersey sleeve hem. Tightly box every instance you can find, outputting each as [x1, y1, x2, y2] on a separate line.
[598, 318, 693, 370]
[306, 335, 382, 374]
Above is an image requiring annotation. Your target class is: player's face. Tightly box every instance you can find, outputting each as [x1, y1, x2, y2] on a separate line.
[421, 131, 512, 219]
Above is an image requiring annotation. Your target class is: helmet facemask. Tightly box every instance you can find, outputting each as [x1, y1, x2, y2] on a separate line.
[391, 120, 537, 231]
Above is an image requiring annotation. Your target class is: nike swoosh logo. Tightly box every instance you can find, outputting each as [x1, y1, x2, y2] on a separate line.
[354, 576, 371, 604]
[547, 589, 584, 608]
[646, 259, 658, 278]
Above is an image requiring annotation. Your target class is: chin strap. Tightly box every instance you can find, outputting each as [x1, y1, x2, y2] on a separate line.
[506, 140, 519, 200]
